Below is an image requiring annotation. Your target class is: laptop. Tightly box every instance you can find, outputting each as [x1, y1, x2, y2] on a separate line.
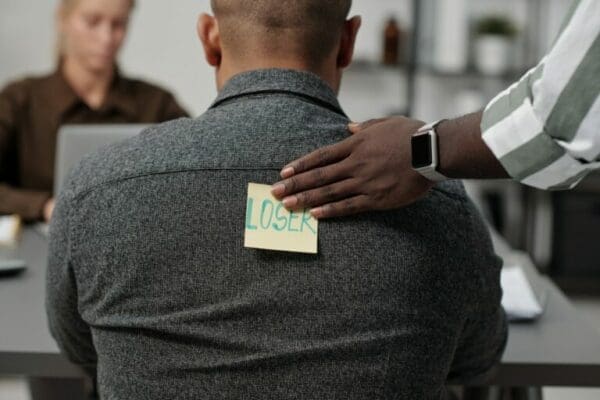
[32, 124, 149, 237]
[53, 124, 149, 195]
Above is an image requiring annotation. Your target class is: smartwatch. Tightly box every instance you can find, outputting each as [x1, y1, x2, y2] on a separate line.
[411, 120, 448, 182]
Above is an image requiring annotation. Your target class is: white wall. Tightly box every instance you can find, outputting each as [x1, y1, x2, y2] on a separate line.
[0, 0, 57, 82]
[120, 0, 215, 116]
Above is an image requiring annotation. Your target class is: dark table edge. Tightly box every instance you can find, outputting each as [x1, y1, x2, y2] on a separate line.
[0, 352, 84, 378]
[470, 363, 600, 387]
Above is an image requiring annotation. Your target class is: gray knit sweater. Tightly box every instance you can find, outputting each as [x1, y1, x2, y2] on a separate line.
[47, 69, 506, 400]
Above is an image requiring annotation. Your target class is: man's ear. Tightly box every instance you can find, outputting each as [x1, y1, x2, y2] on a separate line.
[337, 16, 361, 69]
[197, 13, 222, 67]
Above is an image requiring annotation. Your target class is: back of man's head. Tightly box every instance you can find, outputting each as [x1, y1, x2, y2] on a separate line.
[210, 0, 353, 67]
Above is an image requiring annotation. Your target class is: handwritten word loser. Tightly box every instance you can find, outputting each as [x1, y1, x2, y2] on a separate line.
[244, 183, 318, 254]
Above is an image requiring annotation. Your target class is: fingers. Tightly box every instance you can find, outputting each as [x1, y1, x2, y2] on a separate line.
[348, 118, 389, 134]
[310, 195, 371, 219]
[272, 161, 350, 200]
[280, 118, 387, 178]
[279, 139, 353, 179]
[280, 178, 359, 210]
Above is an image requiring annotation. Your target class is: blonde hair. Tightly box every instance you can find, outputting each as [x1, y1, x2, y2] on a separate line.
[55, 0, 136, 60]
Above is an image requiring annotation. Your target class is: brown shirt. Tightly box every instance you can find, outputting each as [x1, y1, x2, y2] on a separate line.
[0, 69, 189, 221]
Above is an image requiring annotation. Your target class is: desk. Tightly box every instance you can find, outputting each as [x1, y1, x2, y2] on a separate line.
[488, 253, 600, 386]
[487, 232, 600, 387]
[0, 228, 82, 378]
[2, 228, 600, 388]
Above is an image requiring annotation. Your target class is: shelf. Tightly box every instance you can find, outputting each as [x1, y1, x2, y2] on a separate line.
[348, 59, 528, 82]
[347, 59, 407, 73]
[418, 65, 527, 81]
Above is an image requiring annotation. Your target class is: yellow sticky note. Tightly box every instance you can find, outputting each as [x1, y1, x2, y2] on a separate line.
[244, 183, 318, 254]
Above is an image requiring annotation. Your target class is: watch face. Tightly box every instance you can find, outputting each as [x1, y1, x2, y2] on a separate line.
[411, 133, 433, 169]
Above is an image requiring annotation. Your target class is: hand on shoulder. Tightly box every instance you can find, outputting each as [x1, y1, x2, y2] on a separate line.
[272, 117, 434, 218]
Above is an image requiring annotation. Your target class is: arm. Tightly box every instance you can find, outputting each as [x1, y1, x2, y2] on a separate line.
[271, 113, 507, 219]
[272, 0, 599, 218]
[0, 185, 52, 220]
[384, 198, 507, 391]
[46, 190, 97, 377]
[448, 306, 507, 382]
[437, 112, 508, 179]
[446, 207, 508, 381]
[481, 0, 600, 190]
[0, 82, 52, 221]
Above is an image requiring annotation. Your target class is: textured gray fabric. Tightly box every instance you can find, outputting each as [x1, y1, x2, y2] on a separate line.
[47, 69, 507, 400]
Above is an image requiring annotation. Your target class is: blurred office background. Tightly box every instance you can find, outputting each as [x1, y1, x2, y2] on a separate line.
[1, 0, 599, 398]
[0, 0, 572, 118]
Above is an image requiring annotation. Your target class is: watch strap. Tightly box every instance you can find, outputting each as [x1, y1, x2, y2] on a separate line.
[417, 167, 448, 182]
[412, 119, 448, 182]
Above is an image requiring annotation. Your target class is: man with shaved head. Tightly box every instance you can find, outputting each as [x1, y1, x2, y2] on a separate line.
[47, 1, 506, 399]
[210, 0, 351, 62]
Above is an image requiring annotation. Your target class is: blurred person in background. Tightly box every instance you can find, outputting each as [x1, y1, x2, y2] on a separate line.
[0, 1, 188, 399]
[0, 0, 188, 224]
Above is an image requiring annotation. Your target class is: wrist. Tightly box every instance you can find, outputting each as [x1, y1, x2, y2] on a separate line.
[436, 111, 509, 179]
[436, 112, 481, 179]
[435, 119, 456, 178]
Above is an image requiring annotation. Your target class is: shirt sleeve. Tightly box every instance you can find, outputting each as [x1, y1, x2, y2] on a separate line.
[446, 205, 508, 382]
[0, 82, 51, 220]
[447, 305, 508, 382]
[46, 187, 97, 377]
[481, 0, 600, 190]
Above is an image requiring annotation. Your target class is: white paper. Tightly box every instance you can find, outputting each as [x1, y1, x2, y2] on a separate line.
[0, 215, 20, 246]
[501, 265, 544, 321]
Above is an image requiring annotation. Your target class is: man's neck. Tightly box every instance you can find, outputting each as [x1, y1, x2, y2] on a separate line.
[216, 56, 340, 93]
[62, 58, 115, 110]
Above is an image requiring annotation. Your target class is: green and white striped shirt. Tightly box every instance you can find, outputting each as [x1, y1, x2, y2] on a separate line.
[481, 0, 600, 190]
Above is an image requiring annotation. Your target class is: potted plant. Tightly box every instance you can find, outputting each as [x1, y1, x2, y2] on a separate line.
[474, 15, 518, 75]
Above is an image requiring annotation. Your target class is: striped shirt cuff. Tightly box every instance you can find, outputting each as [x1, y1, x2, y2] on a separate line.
[481, 0, 600, 190]
[481, 87, 599, 190]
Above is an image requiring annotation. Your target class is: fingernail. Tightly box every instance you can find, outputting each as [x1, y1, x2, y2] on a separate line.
[310, 207, 323, 219]
[280, 167, 295, 178]
[348, 122, 359, 129]
[271, 183, 285, 197]
[282, 196, 297, 208]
